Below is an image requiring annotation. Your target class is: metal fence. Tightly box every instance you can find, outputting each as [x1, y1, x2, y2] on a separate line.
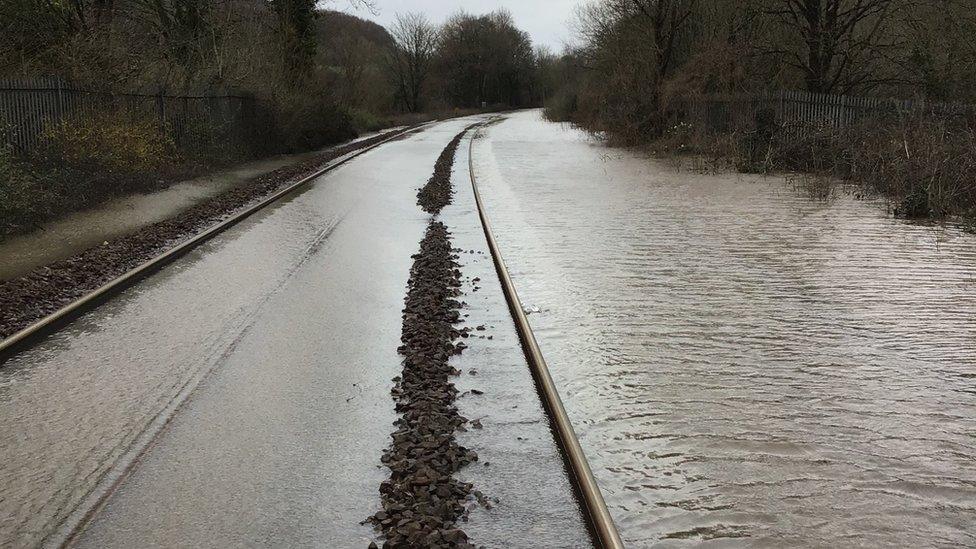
[674, 89, 976, 139]
[0, 77, 272, 156]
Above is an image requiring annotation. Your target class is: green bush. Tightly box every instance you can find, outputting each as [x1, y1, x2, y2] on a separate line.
[347, 108, 391, 133]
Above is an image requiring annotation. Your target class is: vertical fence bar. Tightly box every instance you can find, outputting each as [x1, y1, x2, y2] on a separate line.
[15, 86, 26, 153]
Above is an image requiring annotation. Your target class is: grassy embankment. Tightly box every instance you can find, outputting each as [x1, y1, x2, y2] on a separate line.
[0, 104, 339, 237]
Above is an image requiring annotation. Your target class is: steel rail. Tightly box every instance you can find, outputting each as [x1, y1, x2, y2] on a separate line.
[466, 126, 626, 549]
[0, 125, 427, 360]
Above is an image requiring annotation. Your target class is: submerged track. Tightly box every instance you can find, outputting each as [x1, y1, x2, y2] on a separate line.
[466, 124, 624, 549]
[0, 125, 426, 361]
[1, 115, 620, 548]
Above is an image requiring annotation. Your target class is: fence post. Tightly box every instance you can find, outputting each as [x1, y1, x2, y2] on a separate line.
[778, 90, 785, 125]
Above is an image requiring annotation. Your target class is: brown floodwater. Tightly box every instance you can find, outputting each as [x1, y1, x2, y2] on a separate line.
[472, 111, 976, 547]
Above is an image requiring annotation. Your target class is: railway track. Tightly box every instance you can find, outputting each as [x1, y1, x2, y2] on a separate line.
[1, 117, 623, 548]
[467, 124, 625, 549]
[0, 125, 427, 361]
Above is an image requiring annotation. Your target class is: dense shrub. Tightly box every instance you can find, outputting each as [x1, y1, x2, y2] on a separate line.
[543, 90, 578, 123]
[273, 95, 356, 153]
[347, 107, 391, 133]
[857, 120, 976, 219]
[750, 118, 976, 219]
[37, 110, 177, 180]
[0, 147, 47, 235]
[1, 110, 182, 234]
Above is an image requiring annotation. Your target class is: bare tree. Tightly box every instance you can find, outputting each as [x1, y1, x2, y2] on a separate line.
[760, 0, 907, 93]
[434, 10, 536, 108]
[386, 12, 437, 113]
[629, 0, 699, 81]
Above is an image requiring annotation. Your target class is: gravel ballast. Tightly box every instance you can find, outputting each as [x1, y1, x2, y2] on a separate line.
[367, 126, 482, 547]
[417, 125, 478, 215]
[366, 221, 476, 548]
[0, 127, 418, 342]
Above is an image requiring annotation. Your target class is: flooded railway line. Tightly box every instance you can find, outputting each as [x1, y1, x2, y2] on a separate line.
[473, 111, 976, 547]
[4, 108, 973, 549]
[0, 126, 426, 357]
[0, 117, 606, 548]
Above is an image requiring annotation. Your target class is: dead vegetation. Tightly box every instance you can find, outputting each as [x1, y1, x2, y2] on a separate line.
[543, 0, 976, 227]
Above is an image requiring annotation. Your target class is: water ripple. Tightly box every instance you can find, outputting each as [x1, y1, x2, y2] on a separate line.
[474, 111, 976, 547]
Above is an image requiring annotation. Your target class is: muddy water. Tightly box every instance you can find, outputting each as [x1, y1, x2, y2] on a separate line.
[472, 111, 976, 547]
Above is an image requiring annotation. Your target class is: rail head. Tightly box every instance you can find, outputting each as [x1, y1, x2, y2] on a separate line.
[466, 122, 625, 549]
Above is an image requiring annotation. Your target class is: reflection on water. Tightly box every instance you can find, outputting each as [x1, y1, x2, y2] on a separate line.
[474, 111, 976, 547]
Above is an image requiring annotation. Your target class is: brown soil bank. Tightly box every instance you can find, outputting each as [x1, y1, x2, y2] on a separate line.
[0, 127, 418, 342]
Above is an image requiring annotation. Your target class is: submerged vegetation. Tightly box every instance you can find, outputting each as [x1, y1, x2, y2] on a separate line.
[545, 0, 976, 226]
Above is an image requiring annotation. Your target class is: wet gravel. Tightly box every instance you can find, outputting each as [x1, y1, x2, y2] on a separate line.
[417, 126, 476, 215]
[366, 222, 477, 548]
[368, 126, 487, 547]
[0, 127, 417, 342]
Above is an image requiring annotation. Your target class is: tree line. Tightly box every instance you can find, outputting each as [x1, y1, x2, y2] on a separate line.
[0, 2, 547, 125]
[0, 2, 549, 237]
[385, 10, 541, 113]
[547, 0, 976, 143]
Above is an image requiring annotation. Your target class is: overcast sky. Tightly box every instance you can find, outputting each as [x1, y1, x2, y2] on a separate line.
[336, 0, 585, 51]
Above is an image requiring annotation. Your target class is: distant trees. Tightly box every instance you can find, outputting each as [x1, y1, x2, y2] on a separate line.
[0, 2, 546, 136]
[549, 0, 976, 141]
[379, 9, 541, 112]
[317, 10, 392, 112]
[0, 0, 382, 91]
[386, 13, 438, 113]
[434, 11, 536, 108]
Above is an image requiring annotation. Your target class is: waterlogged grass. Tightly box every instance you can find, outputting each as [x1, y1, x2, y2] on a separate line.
[1, 111, 185, 238]
[616, 115, 976, 229]
[762, 120, 976, 224]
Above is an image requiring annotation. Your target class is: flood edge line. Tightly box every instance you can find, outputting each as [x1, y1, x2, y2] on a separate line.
[466, 124, 625, 549]
[0, 124, 430, 363]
